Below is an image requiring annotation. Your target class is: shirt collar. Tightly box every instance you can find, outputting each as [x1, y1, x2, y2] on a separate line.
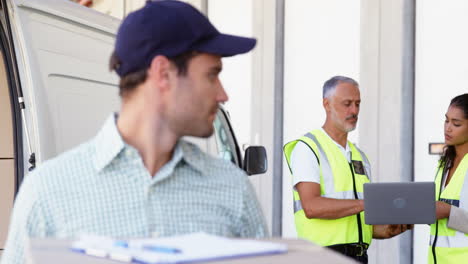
[94, 113, 126, 172]
[178, 140, 206, 174]
[93, 114, 206, 174]
[149, 140, 205, 181]
[320, 128, 351, 153]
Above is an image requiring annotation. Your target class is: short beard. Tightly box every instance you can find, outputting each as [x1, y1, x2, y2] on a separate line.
[344, 114, 358, 132]
[344, 125, 356, 132]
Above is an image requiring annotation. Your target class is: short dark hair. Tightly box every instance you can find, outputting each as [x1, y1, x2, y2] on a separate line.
[109, 51, 199, 98]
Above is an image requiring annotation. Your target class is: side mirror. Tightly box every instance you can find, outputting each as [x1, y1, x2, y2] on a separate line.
[243, 146, 267, 176]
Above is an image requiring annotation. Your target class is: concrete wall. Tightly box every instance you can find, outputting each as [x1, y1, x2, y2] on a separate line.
[282, 0, 361, 238]
[207, 0, 277, 234]
[413, 1, 468, 263]
[250, 0, 281, 236]
[208, 0, 253, 153]
[360, 0, 415, 263]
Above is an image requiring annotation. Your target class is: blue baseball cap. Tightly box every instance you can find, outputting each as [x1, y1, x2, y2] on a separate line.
[114, 0, 257, 77]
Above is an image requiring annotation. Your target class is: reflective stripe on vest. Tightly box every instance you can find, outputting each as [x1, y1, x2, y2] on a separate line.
[429, 154, 468, 263]
[303, 132, 335, 194]
[354, 146, 371, 173]
[302, 132, 371, 192]
[293, 200, 302, 213]
[430, 231, 468, 248]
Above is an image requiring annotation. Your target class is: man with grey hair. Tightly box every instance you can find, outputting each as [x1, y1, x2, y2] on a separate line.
[283, 76, 410, 263]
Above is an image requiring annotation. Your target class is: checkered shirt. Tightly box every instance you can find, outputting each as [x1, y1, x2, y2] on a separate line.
[1, 114, 268, 264]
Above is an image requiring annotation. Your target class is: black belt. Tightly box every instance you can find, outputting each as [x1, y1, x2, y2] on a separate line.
[327, 243, 369, 257]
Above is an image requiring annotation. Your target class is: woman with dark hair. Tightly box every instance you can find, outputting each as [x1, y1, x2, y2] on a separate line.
[429, 93, 468, 264]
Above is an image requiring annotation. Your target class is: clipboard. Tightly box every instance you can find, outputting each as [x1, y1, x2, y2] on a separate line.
[71, 232, 288, 264]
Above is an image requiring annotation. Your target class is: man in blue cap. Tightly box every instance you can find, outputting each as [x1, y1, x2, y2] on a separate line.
[1, 1, 267, 263]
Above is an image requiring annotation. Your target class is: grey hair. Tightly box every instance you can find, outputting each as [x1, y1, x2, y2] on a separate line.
[322, 76, 359, 99]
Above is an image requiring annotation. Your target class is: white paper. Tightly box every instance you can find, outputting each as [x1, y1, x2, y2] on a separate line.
[71, 232, 288, 264]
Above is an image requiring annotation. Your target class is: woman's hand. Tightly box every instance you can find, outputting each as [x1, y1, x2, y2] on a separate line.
[372, 224, 413, 239]
[436, 201, 451, 220]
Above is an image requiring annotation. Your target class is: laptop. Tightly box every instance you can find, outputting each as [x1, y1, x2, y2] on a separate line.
[363, 182, 436, 225]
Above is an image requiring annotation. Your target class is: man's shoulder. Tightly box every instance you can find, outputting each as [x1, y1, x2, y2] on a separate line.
[293, 129, 322, 139]
[24, 140, 97, 185]
[350, 142, 367, 153]
[288, 129, 323, 152]
[290, 129, 323, 144]
[179, 140, 246, 178]
[348, 141, 369, 156]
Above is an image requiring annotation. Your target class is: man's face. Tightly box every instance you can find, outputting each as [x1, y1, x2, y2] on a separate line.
[326, 82, 361, 133]
[168, 53, 228, 137]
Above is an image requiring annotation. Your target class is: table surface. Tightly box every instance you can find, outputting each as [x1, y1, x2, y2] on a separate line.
[26, 238, 357, 264]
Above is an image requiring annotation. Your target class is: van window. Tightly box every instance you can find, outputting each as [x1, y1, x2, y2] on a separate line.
[213, 111, 240, 166]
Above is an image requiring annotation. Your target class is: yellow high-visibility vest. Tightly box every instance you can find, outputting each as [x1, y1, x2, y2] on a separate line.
[283, 129, 372, 246]
[429, 154, 468, 264]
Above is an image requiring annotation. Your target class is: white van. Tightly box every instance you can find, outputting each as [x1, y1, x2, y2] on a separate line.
[0, 0, 266, 249]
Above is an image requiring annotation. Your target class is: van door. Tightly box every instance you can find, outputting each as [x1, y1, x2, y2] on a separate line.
[0, 0, 120, 248]
[0, 44, 15, 249]
[413, 2, 468, 262]
[4, 0, 121, 166]
[0, 0, 26, 249]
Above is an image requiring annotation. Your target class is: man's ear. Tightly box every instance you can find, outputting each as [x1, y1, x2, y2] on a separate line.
[147, 55, 172, 91]
[323, 97, 331, 112]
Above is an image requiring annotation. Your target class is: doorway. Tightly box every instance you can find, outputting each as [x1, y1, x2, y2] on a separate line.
[0, 49, 15, 250]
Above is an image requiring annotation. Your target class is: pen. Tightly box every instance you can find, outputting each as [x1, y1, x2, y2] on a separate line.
[142, 245, 181, 254]
[114, 240, 182, 254]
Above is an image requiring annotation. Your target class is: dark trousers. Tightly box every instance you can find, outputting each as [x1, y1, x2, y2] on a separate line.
[327, 244, 368, 264]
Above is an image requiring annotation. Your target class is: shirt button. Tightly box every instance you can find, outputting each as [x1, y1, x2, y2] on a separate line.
[125, 149, 133, 157]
